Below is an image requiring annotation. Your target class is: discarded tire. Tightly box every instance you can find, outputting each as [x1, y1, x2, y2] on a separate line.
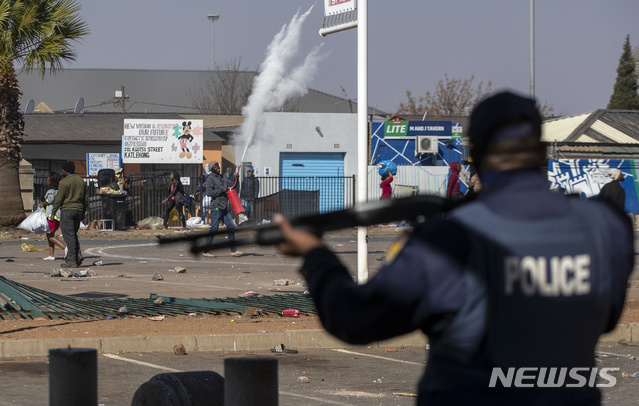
[131, 371, 224, 406]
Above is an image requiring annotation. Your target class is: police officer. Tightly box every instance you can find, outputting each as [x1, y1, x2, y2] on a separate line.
[273, 91, 634, 405]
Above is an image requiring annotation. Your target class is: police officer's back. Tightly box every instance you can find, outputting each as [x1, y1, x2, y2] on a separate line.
[274, 91, 634, 405]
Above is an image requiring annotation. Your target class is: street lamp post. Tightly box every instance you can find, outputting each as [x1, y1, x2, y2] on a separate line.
[207, 14, 220, 68]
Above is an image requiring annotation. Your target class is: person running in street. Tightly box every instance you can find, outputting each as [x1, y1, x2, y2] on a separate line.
[201, 161, 244, 258]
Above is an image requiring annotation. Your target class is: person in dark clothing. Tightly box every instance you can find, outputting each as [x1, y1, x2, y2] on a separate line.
[201, 161, 244, 258]
[446, 161, 463, 198]
[273, 91, 634, 405]
[240, 167, 259, 220]
[598, 169, 626, 212]
[52, 161, 87, 269]
[161, 171, 186, 229]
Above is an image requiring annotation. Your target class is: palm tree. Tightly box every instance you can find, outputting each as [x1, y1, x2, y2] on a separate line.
[0, 0, 88, 227]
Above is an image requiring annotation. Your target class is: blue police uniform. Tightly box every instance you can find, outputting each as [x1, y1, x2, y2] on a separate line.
[300, 169, 634, 405]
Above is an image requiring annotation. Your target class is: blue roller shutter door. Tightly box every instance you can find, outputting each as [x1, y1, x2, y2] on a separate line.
[280, 152, 344, 213]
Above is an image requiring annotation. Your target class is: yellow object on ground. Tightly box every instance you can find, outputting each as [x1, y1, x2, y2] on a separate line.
[21, 243, 62, 253]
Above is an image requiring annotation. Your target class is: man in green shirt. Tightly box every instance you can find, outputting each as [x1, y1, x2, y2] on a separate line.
[51, 161, 87, 268]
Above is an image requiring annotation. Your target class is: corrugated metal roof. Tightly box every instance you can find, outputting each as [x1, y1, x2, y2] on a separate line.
[541, 113, 590, 142]
[23, 113, 230, 143]
[17, 68, 386, 116]
[542, 110, 639, 144]
[590, 120, 637, 143]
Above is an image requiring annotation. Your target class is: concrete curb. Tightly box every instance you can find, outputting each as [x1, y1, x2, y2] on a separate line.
[599, 323, 639, 343]
[1, 324, 636, 358]
[0, 329, 428, 358]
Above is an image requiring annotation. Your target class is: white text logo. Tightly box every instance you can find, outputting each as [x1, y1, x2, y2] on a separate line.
[489, 367, 618, 388]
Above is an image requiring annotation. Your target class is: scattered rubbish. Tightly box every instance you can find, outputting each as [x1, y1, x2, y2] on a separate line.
[282, 309, 300, 317]
[273, 279, 291, 286]
[139, 261, 148, 264]
[173, 343, 187, 355]
[630, 372, 639, 378]
[297, 376, 309, 383]
[59, 269, 74, 278]
[240, 291, 259, 297]
[50, 269, 61, 277]
[137, 216, 164, 230]
[169, 267, 186, 273]
[374, 378, 383, 384]
[271, 344, 298, 354]
[385, 346, 397, 352]
[118, 306, 129, 314]
[149, 315, 165, 321]
[151, 272, 164, 281]
[153, 297, 163, 304]
[622, 372, 629, 378]
[93, 259, 104, 266]
[5, 259, 14, 262]
[393, 392, 417, 397]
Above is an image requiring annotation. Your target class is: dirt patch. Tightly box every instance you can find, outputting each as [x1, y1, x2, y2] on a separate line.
[0, 313, 323, 340]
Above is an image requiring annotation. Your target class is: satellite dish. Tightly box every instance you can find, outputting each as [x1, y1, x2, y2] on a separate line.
[25, 99, 34, 114]
[74, 97, 84, 114]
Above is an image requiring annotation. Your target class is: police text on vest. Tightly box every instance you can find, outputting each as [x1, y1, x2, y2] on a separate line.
[504, 255, 591, 296]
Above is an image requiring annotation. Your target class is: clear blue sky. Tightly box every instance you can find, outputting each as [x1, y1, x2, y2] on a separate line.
[69, 1, 639, 117]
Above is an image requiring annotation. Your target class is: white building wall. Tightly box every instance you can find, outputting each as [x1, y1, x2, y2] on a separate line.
[235, 112, 358, 177]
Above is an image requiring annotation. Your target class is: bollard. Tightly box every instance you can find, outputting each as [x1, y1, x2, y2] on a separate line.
[49, 347, 97, 406]
[224, 358, 278, 406]
[131, 371, 224, 406]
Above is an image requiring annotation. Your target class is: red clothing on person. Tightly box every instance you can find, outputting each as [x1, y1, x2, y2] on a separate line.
[380, 175, 393, 200]
[446, 162, 462, 198]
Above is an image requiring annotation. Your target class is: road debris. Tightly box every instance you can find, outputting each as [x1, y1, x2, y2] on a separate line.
[173, 343, 187, 355]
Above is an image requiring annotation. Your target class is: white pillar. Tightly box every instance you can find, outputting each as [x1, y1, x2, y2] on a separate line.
[357, 0, 369, 283]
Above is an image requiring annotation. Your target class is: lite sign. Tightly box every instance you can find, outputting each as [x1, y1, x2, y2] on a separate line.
[122, 119, 203, 164]
[383, 120, 452, 138]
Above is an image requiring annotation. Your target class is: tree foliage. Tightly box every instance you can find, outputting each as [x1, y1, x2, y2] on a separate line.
[607, 35, 639, 110]
[188, 58, 254, 115]
[0, 0, 88, 227]
[396, 74, 492, 117]
[189, 57, 302, 115]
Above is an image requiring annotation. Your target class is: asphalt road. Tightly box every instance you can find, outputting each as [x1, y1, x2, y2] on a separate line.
[1, 233, 639, 405]
[1, 344, 639, 405]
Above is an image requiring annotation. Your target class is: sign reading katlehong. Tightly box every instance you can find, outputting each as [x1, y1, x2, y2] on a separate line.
[122, 119, 203, 164]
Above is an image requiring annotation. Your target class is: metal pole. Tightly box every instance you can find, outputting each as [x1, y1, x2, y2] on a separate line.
[208, 14, 220, 68]
[224, 357, 278, 406]
[357, 0, 369, 283]
[530, 0, 535, 98]
[49, 348, 97, 406]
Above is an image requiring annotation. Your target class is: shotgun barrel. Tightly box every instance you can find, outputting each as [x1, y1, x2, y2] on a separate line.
[157, 194, 464, 254]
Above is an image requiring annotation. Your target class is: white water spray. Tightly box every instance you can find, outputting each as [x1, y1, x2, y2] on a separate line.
[236, 5, 326, 166]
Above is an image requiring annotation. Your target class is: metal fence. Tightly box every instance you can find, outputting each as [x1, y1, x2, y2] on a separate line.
[33, 174, 356, 228]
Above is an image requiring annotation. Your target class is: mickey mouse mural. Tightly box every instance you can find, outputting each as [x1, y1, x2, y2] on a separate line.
[179, 121, 194, 159]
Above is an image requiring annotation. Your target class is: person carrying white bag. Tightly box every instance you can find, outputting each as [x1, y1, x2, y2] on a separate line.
[18, 207, 49, 234]
[40, 172, 67, 260]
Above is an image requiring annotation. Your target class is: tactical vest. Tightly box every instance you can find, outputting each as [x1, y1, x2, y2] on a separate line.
[444, 199, 611, 369]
